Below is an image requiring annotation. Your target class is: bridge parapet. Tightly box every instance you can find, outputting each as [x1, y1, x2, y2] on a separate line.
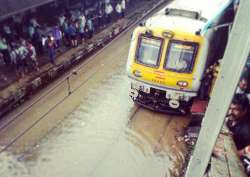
[210, 126, 247, 177]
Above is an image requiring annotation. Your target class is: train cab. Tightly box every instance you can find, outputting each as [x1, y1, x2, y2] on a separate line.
[126, 0, 234, 114]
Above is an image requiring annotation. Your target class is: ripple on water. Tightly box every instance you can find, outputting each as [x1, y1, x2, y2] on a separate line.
[122, 128, 178, 177]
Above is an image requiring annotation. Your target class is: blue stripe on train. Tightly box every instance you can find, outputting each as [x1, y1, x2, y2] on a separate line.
[201, 0, 234, 34]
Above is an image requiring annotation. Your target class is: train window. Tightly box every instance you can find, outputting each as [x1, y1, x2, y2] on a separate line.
[136, 36, 162, 67]
[164, 40, 198, 73]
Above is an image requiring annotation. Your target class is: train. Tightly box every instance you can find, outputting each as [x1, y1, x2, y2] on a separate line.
[126, 0, 235, 114]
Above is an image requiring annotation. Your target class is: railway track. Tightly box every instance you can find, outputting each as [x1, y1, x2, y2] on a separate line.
[0, 1, 170, 155]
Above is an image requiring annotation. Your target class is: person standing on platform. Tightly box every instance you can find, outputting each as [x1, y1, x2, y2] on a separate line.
[46, 36, 57, 65]
[121, 0, 126, 17]
[105, 3, 113, 24]
[115, 2, 122, 20]
[52, 26, 63, 48]
[0, 36, 10, 66]
[27, 41, 39, 71]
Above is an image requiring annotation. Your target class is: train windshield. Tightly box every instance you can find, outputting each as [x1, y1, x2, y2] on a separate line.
[136, 36, 162, 67]
[164, 41, 198, 73]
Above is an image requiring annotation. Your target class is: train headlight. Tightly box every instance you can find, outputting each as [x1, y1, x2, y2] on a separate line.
[177, 81, 188, 87]
[162, 31, 174, 38]
[133, 70, 142, 77]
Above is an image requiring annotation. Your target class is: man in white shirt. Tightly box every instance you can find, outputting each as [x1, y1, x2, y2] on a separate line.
[121, 0, 126, 17]
[115, 3, 122, 19]
[27, 41, 39, 71]
[58, 14, 66, 28]
[105, 3, 113, 23]
[17, 43, 29, 76]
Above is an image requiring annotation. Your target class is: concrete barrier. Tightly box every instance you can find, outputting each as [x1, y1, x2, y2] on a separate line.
[209, 127, 247, 177]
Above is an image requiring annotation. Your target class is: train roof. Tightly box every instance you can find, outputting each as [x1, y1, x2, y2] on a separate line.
[145, 0, 234, 34]
[146, 15, 204, 34]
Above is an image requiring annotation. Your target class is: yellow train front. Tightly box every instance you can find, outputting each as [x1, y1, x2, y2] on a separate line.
[126, 0, 233, 114]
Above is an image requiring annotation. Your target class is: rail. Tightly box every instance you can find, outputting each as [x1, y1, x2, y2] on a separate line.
[0, 0, 168, 154]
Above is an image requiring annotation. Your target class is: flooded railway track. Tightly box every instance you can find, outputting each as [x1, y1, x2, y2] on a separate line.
[0, 51, 126, 155]
[0, 2, 191, 177]
[0, 1, 169, 155]
[0, 75, 190, 177]
[0, 50, 112, 154]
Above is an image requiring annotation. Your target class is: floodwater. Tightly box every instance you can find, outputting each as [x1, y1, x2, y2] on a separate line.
[0, 68, 188, 177]
[0, 18, 188, 177]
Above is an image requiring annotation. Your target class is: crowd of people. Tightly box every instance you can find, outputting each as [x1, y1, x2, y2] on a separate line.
[202, 57, 250, 175]
[0, 0, 128, 77]
[224, 68, 250, 176]
[211, 1, 250, 174]
[203, 54, 250, 175]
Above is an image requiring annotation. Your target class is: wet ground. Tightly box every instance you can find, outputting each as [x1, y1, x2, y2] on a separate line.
[0, 13, 190, 177]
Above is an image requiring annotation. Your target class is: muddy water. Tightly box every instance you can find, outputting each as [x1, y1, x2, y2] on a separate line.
[0, 7, 188, 175]
[0, 68, 188, 177]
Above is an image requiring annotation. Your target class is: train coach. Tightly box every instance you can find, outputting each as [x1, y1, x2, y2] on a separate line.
[126, 0, 235, 114]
